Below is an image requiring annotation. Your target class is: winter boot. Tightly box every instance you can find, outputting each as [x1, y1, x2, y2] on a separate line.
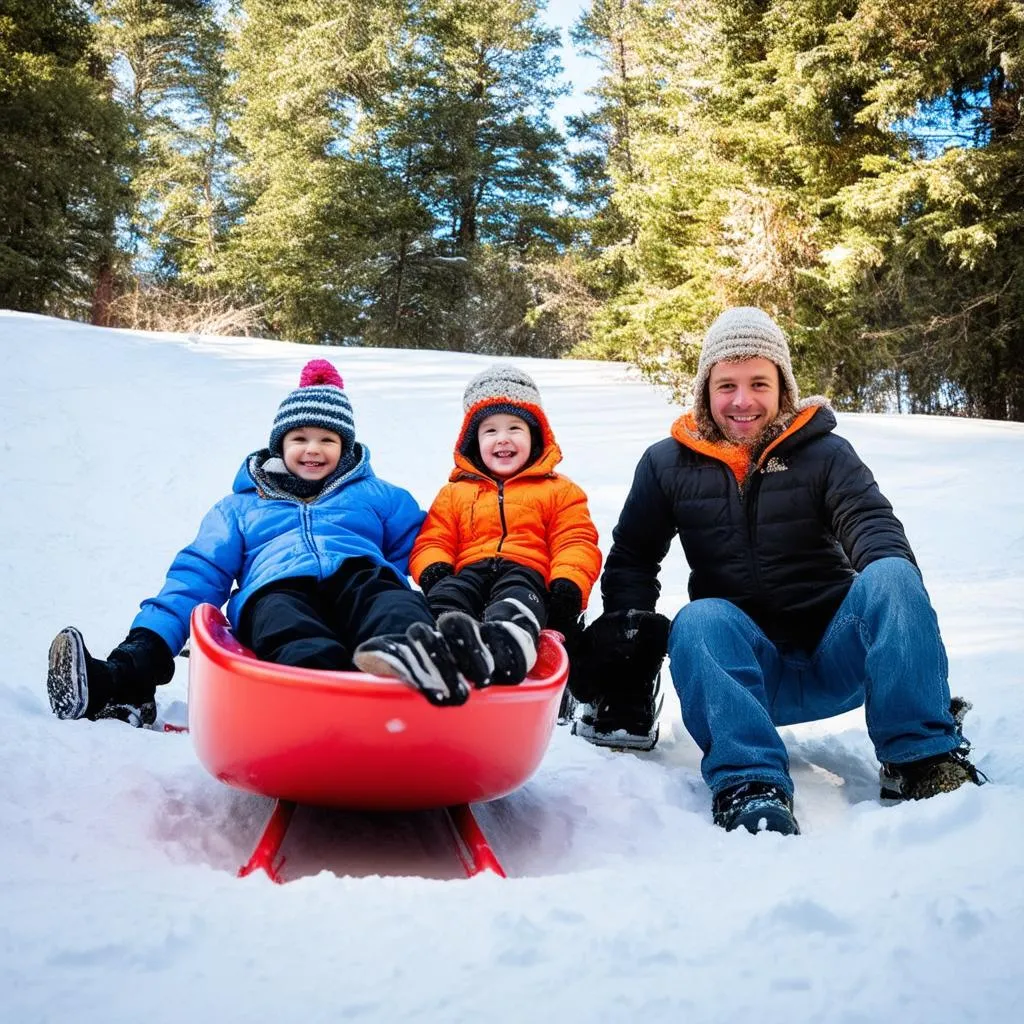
[712, 781, 800, 836]
[437, 612, 494, 686]
[481, 598, 540, 685]
[353, 622, 470, 706]
[878, 697, 988, 800]
[47, 627, 158, 728]
[440, 599, 540, 687]
[571, 670, 664, 751]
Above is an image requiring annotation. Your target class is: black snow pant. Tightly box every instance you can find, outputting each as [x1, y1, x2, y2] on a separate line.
[425, 559, 547, 630]
[236, 557, 435, 671]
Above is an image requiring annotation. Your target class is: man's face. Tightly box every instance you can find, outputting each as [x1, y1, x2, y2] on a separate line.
[708, 357, 782, 444]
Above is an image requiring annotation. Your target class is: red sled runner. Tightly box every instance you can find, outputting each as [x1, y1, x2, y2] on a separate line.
[187, 604, 569, 882]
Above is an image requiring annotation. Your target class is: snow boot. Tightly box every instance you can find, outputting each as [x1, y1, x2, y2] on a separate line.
[878, 696, 988, 800]
[437, 612, 494, 686]
[481, 598, 540, 685]
[571, 670, 664, 751]
[712, 781, 800, 836]
[47, 626, 158, 728]
[439, 599, 540, 687]
[353, 622, 470, 706]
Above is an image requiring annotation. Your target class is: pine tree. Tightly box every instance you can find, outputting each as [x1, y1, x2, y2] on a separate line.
[563, 0, 1024, 420]
[220, 0, 568, 350]
[218, 0, 409, 341]
[0, 0, 127, 314]
[92, 0, 233, 288]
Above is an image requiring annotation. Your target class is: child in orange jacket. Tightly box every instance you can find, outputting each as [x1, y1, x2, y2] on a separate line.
[409, 363, 602, 686]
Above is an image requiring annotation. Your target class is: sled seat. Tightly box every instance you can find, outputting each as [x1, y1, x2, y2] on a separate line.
[188, 603, 569, 810]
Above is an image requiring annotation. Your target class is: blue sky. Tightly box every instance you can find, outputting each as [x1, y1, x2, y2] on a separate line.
[540, 0, 602, 127]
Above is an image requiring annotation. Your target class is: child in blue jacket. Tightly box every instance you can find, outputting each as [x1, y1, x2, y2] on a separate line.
[47, 359, 468, 727]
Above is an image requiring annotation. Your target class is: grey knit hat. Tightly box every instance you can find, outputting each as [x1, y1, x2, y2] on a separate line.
[462, 362, 542, 413]
[269, 358, 355, 455]
[692, 307, 799, 437]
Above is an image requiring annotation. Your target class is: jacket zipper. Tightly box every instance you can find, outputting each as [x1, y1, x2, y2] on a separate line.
[496, 480, 508, 552]
[745, 472, 764, 594]
[301, 504, 326, 577]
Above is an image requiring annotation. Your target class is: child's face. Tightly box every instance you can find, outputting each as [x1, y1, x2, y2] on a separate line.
[477, 413, 531, 478]
[282, 427, 343, 480]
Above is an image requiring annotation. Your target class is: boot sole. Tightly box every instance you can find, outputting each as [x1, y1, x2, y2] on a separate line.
[47, 627, 89, 720]
[571, 713, 660, 751]
[438, 612, 494, 685]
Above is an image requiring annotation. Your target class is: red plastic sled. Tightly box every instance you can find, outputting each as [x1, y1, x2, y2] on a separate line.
[187, 604, 569, 879]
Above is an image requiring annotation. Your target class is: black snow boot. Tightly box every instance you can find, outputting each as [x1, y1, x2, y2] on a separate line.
[878, 697, 988, 800]
[439, 598, 540, 687]
[712, 782, 800, 836]
[481, 598, 540, 685]
[572, 671, 664, 751]
[437, 612, 494, 686]
[47, 626, 165, 728]
[353, 622, 470, 706]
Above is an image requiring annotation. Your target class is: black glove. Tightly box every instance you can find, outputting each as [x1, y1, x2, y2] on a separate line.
[569, 609, 670, 705]
[419, 561, 454, 595]
[546, 578, 583, 639]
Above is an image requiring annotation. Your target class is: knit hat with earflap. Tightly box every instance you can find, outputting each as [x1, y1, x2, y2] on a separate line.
[692, 307, 800, 439]
[269, 358, 355, 456]
[459, 362, 546, 468]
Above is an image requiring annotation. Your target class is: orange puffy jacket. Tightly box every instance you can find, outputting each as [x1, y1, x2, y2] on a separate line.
[410, 400, 602, 604]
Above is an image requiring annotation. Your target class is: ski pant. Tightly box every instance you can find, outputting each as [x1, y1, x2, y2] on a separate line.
[237, 557, 435, 671]
[668, 557, 960, 798]
[426, 559, 547, 631]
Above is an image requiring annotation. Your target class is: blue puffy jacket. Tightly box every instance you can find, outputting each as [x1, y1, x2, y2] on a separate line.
[132, 445, 425, 656]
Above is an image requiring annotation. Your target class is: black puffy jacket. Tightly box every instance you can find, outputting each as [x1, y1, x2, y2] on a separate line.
[601, 404, 916, 652]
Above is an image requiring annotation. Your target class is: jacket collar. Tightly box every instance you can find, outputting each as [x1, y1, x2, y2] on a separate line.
[671, 402, 828, 483]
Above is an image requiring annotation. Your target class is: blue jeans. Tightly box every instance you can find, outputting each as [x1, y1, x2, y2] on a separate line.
[668, 558, 959, 797]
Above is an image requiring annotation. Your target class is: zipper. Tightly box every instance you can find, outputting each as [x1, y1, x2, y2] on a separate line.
[300, 504, 326, 577]
[729, 463, 764, 596]
[496, 480, 508, 552]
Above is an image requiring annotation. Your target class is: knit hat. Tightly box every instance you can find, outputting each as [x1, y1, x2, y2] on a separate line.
[269, 358, 355, 455]
[692, 307, 800, 438]
[459, 363, 545, 466]
[463, 362, 542, 413]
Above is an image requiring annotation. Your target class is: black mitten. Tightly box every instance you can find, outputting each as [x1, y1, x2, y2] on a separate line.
[568, 609, 670, 704]
[418, 561, 454, 595]
[546, 579, 583, 637]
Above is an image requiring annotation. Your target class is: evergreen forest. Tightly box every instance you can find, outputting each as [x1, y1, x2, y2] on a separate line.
[2, 0, 1022, 419]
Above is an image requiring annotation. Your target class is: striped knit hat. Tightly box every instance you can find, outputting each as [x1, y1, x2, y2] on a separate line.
[692, 307, 799, 438]
[269, 359, 355, 455]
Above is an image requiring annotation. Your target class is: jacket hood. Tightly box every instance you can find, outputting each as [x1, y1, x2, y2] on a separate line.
[451, 400, 563, 482]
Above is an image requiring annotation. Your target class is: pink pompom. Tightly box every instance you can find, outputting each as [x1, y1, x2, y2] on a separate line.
[299, 358, 344, 389]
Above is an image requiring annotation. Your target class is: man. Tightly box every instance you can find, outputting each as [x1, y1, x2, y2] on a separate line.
[572, 306, 984, 835]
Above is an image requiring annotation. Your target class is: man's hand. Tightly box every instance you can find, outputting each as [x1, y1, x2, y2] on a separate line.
[568, 609, 670, 704]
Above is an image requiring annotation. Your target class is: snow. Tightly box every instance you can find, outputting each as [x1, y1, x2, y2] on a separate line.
[2, 309, 1023, 1023]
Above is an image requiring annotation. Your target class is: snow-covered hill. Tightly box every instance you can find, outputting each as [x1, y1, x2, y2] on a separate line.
[2, 310, 1022, 1023]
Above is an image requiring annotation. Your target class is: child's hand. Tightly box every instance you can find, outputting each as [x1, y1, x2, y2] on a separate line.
[547, 579, 583, 634]
[419, 562, 454, 595]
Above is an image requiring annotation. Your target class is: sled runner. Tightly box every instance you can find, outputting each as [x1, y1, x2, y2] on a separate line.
[187, 603, 569, 881]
